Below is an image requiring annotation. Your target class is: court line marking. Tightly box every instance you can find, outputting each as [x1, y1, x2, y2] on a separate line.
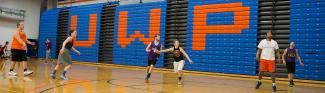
[73, 61, 325, 87]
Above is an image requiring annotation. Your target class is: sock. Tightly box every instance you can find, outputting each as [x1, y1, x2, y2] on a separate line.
[272, 83, 276, 86]
[52, 70, 57, 74]
[146, 73, 151, 79]
[62, 70, 67, 76]
[24, 69, 27, 72]
[178, 77, 182, 81]
[10, 69, 13, 72]
[258, 80, 261, 82]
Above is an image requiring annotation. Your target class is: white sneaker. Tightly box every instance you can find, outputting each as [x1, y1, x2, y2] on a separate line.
[60, 75, 68, 80]
[24, 70, 33, 76]
[8, 71, 17, 76]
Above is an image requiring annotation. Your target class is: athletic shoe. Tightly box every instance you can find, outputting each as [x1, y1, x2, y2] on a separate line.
[50, 73, 56, 79]
[8, 71, 17, 76]
[255, 81, 262, 89]
[61, 75, 68, 80]
[24, 70, 33, 76]
[289, 80, 294, 87]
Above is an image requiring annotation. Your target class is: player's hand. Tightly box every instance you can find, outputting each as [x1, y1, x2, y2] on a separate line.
[76, 51, 81, 56]
[22, 43, 26, 47]
[60, 49, 64, 54]
[256, 56, 260, 62]
[155, 50, 160, 54]
[190, 61, 194, 64]
[31, 42, 35, 46]
[300, 63, 304, 66]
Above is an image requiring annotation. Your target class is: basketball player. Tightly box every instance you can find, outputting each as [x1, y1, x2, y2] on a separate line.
[255, 31, 281, 92]
[282, 42, 304, 86]
[145, 34, 161, 83]
[50, 29, 80, 80]
[8, 22, 34, 76]
[45, 38, 52, 64]
[159, 40, 193, 85]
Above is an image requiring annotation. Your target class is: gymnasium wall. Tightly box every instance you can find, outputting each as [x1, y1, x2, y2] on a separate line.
[38, 0, 325, 80]
[0, 0, 41, 47]
[185, 0, 257, 75]
[68, 3, 103, 62]
[290, 0, 325, 80]
[113, 1, 166, 67]
[38, 8, 61, 58]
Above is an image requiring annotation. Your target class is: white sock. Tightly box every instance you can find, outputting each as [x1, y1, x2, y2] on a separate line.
[272, 83, 276, 86]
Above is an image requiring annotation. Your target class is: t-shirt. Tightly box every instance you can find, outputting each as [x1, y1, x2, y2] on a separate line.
[11, 31, 27, 50]
[257, 39, 279, 60]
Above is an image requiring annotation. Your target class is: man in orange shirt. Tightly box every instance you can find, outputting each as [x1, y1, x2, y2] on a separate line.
[8, 22, 34, 76]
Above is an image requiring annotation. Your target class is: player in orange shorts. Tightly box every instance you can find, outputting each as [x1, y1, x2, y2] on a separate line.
[255, 31, 281, 92]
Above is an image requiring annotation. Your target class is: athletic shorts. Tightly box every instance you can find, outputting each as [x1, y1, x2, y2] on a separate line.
[11, 49, 27, 62]
[147, 59, 157, 66]
[58, 48, 72, 66]
[286, 61, 296, 73]
[260, 59, 275, 73]
[173, 60, 185, 72]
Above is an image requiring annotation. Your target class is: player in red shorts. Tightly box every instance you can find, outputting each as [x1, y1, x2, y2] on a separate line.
[255, 31, 281, 92]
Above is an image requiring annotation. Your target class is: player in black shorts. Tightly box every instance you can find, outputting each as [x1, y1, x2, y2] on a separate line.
[282, 42, 304, 86]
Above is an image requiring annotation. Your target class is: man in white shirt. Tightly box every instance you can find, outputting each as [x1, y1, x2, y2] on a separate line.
[255, 31, 281, 92]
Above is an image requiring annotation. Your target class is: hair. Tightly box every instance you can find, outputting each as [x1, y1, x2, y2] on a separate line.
[174, 39, 179, 43]
[69, 29, 76, 36]
[154, 34, 160, 37]
[5, 41, 9, 44]
[16, 21, 24, 28]
[266, 31, 272, 35]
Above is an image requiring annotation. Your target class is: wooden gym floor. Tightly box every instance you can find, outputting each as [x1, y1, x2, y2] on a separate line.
[0, 58, 324, 93]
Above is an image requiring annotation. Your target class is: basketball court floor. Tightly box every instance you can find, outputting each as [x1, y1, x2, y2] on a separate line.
[0, 59, 324, 93]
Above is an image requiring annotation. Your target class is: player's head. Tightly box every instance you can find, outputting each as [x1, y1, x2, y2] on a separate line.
[154, 34, 160, 41]
[266, 31, 273, 39]
[17, 21, 24, 30]
[174, 40, 179, 48]
[290, 41, 295, 48]
[69, 29, 77, 38]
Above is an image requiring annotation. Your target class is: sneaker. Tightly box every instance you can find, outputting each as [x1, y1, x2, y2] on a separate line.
[272, 85, 277, 92]
[289, 80, 294, 87]
[255, 81, 262, 89]
[8, 71, 17, 76]
[24, 70, 33, 76]
[50, 73, 56, 79]
[60, 75, 68, 80]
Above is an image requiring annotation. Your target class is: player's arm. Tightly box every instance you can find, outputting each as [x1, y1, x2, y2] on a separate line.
[180, 47, 193, 64]
[295, 49, 304, 66]
[159, 47, 173, 53]
[71, 47, 80, 55]
[256, 40, 263, 62]
[282, 48, 287, 64]
[146, 42, 152, 52]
